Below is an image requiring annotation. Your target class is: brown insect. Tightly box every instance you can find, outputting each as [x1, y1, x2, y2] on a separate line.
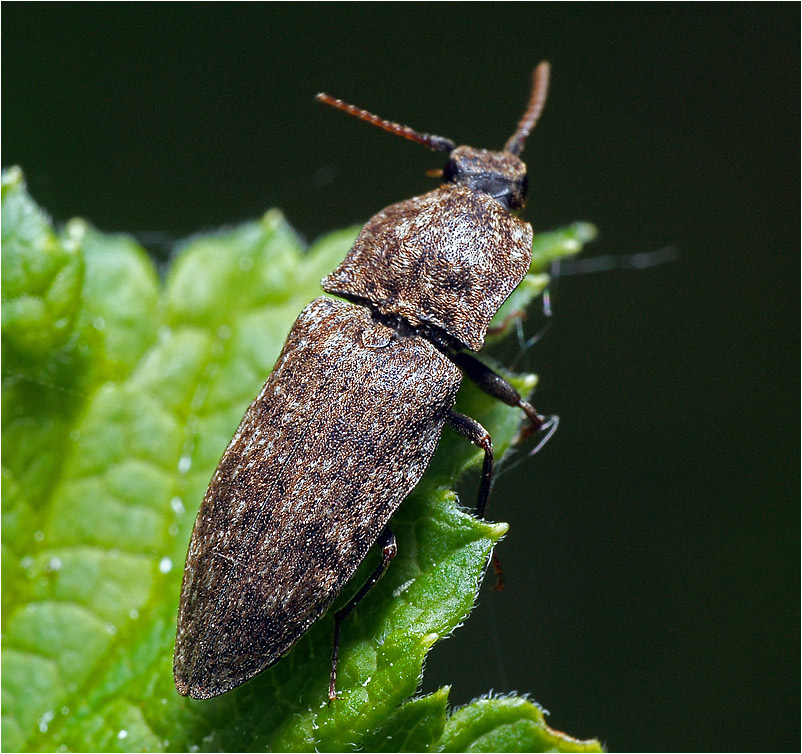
[174, 62, 552, 701]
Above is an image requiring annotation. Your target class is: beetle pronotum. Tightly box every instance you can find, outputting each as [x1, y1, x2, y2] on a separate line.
[174, 62, 552, 701]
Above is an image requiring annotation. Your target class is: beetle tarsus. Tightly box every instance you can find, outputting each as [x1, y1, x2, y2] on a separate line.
[519, 401, 545, 438]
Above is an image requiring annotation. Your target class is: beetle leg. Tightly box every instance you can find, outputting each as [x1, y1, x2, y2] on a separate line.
[329, 527, 397, 701]
[447, 409, 507, 588]
[451, 351, 543, 436]
[446, 409, 494, 518]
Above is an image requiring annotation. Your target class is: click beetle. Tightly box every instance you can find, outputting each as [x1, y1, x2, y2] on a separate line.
[174, 62, 553, 700]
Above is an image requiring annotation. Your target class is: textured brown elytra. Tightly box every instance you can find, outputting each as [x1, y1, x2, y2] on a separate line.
[174, 62, 553, 701]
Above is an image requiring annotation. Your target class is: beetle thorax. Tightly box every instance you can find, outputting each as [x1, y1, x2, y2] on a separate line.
[442, 146, 528, 211]
[321, 184, 533, 351]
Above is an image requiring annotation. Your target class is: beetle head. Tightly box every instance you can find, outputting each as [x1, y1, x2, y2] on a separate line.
[442, 146, 528, 210]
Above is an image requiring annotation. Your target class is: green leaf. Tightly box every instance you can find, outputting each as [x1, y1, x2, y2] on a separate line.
[439, 697, 604, 753]
[1, 167, 600, 752]
[361, 687, 449, 752]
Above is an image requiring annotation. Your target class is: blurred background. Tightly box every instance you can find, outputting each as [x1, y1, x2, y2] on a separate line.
[3, 5, 798, 751]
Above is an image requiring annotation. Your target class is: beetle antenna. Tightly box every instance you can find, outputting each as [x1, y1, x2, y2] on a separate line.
[504, 61, 551, 156]
[316, 93, 456, 154]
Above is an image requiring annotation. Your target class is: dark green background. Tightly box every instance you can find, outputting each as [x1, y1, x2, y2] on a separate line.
[3, 4, 798, 751]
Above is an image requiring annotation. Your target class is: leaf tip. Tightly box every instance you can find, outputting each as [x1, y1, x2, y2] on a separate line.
[487, 520, 510, 539]
[261, 208, 287, 231]
[571, 221, 598, 243]
[2, 164, 24, 188]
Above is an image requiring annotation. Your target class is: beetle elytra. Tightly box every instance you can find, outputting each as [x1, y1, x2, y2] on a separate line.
[174, 62, 553, 701]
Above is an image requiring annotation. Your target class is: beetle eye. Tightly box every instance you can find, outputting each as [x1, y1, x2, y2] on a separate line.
[502, 175, 527, 210]
[442, 159, 459, 183]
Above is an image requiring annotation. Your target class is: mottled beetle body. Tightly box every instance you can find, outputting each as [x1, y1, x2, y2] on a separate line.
[175, 63, 552, 700]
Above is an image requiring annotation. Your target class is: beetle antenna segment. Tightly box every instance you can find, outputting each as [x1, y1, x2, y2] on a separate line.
[316, 93, 456, 153]
[503, 61, 551, 156]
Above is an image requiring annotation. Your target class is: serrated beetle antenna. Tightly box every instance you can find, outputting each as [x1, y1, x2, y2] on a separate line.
[315, 93, 456, 154]
[504, 61, 551, 156]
